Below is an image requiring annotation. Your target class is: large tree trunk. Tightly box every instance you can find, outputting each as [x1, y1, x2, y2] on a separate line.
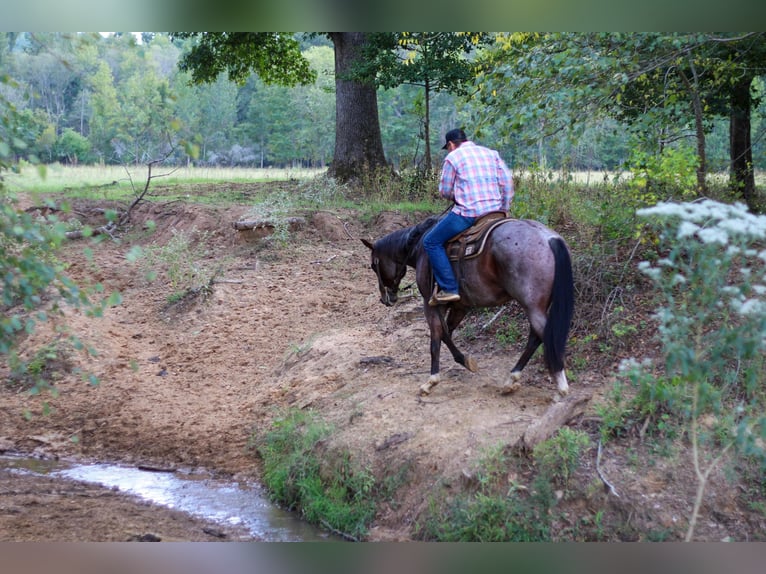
[327, 33, 387, 182]
[729, 73, 755, 208]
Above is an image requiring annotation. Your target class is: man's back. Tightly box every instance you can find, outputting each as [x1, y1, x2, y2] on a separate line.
[440, 141, 513, 217]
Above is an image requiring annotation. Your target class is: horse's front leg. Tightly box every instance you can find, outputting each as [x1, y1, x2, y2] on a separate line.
[420, 309, 444, 396]
[441, 307, 477, 372]
[419, 306, 476, 396]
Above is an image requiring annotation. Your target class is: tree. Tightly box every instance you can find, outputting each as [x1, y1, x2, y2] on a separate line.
[172, 32, 388, 182]
[475, 33, 766, 208]
[54, 127, 91, 164]
[87, 60, 121, 162]
[326, 32, 387, 180]
[358, 32, 492, 172]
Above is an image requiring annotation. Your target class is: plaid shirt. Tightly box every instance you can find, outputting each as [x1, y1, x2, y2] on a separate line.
[438, 141, 514, 218]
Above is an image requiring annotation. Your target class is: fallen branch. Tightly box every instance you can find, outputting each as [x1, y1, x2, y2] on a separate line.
[233, 217, 306, 231]
[64, 221, 118, 240]
[320, 520, 359, 542]
[481, 308, 506, 331]
[312, 254, 337, 264]
[515, 392, 591, 451]
[596, 440, 620, 497]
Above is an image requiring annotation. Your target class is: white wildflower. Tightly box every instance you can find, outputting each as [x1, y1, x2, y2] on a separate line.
[697, 227, 729, 245]
[677, 221, 700, 239]
[721, 286, 741, 297]
[671, 274, 686, 286]
[737, 298, 766, 316]
[618, 357, 653, 373]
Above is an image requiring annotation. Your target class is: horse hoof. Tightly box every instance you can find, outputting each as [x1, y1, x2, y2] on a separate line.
[419, 376, 439, 396]
[510, 371, 522, 381]
[500, 382, 521, 395]
[465, 356, 478, 372]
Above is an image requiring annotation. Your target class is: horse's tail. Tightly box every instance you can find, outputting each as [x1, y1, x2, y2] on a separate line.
[543, 237, 574, 373]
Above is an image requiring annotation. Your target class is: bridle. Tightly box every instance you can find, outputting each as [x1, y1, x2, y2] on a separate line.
[371, 254, 407, 306]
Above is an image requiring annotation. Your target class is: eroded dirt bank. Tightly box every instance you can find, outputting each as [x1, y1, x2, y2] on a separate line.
[1, 194, 760, 542]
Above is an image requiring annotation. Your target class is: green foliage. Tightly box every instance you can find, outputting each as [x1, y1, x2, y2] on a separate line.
[594, 380, 634, 443]
[416, 445, 554, 542]
[1, 194, 115, 351]
[627, 145, 699, 205]
[352, 165, 437, 204]
[2, 84, 119, 397]
[140, 228, 217, 295]
[532, 427, 591, 490]
[254, 409, 379, 540]
[5, 338, 88, 396]
[54, 128, 93, 164]
[173, 33, 316, 86]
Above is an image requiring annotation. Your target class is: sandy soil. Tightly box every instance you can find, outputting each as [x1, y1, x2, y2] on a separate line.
[1, 190, 763, 542]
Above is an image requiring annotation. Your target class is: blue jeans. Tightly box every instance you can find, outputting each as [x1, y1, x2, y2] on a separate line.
[423, 211, 476, 293]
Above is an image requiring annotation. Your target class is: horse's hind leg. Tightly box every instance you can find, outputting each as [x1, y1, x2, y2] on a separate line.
[510, 309, 570, 396]
[509, 326, 542, 379]
[502, 307, 546, 394]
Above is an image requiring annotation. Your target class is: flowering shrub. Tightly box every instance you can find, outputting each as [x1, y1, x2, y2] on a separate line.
[633, 200, 766, 414]
[620, 199, 766, 540]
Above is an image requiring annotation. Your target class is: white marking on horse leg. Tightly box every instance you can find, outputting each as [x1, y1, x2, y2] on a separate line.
[420, 374, 440, 396]
[500, 371, 522, 395]
[554, 371, 569, 395]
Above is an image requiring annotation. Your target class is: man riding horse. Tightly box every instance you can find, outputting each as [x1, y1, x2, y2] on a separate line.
[424, 128, 514, 306]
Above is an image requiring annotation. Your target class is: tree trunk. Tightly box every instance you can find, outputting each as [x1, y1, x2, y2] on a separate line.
[729, 73, 755, 208]
[679, 62, 707, 196]
[327, 33, 387, 182]
[423, 77, 432, 174]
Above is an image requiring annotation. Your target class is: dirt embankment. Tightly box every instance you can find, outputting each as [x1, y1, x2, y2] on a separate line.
[1, 193, 760, 542]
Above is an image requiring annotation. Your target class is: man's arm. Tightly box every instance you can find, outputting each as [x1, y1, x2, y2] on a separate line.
[438, 160, 457, 201]
[496, 154, 514, 213]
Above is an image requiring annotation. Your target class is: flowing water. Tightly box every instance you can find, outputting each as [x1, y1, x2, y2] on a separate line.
[0, 455, 337, 542]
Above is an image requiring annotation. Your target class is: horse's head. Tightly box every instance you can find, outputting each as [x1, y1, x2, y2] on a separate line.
[362, 238, 407, 306]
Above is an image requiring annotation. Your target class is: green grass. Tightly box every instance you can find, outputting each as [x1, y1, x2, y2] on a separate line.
[415, 443, 550, 541]
[253, 408, 380, 541]
[5, 163, 326, 198]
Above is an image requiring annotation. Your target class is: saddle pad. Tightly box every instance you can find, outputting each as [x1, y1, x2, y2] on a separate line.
[446, 211, 508, 260]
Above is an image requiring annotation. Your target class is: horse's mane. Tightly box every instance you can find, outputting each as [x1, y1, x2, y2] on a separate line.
[375, 216, 439, 264]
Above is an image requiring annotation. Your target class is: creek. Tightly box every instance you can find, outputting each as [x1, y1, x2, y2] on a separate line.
[0, 454, 336, 542]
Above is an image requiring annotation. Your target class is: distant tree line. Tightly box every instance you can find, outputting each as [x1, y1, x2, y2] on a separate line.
[1, 32, 763, 186]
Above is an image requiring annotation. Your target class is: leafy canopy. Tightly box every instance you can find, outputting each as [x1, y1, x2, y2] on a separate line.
[172, 33, 316, 86]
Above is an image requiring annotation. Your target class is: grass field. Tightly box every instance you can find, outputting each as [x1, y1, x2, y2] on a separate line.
[5, 163, 764, 202]
[4, 164, 328, 196]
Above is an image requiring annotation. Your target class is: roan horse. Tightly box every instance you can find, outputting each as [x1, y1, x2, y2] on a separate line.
[362, 215, 574, 397]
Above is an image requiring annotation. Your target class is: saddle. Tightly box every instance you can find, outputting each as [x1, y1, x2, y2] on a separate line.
[446, 211, 508, 261]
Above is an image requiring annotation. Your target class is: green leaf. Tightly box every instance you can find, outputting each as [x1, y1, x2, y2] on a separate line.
[125, 245, 144, 262]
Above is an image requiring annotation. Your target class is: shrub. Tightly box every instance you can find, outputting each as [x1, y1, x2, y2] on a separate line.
[623, 199, 766, 540]
[532, 427, 591, 490]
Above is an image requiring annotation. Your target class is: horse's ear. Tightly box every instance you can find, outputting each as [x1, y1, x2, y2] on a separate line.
[361, 238, 374, 250]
